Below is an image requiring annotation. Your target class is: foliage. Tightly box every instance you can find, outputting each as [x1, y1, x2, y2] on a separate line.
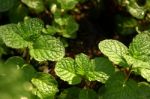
[1, 0, 150, 99]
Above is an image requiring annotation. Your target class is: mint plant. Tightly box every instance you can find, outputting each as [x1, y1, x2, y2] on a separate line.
[55, 53, 115, 84]
[99, 32, 150, 82]
[0, 18, 65, 61]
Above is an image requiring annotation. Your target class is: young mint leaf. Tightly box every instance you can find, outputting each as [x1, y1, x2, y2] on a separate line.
[129, 33, 150, 62]
[29, 35, 65, 61]
[31, 72, 58, 99]
[79, 89, 98, 99]
[58, 87, 81, 99]
[54, 16, 79, 38]
[99, 40, 128, 66]
[17, 18, 44, 41]
[87, 57, 115, 83]
[21, 0, 45, 13]
[127, 0, 146, 19]
[102, 72, 140, 99]
[0, 0, 16, 12]
[0, 18, 44, 48]
[75, 53, 92, 76]
[57, 0, 78, 10]
[55, 57, 81, 85]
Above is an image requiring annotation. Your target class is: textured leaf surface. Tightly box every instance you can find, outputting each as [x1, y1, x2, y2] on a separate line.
[79, 89, 98, 99]
[0, 24, 29, 48]
[0, 18, 44, 48]
[129, 33, 150, 62]
[75, 53, 92, 76]
[30, 35, 65, 61]
[55, 57, 81, 85]
[0, 0, 16, 12]
[99, 40, 128, 66]
[31, 73, 58, 99]
[87, 57, 115, 83]
[102, 72, 140, 99]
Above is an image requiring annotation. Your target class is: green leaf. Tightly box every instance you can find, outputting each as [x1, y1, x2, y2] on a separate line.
[115, 15, 137, 35]
[55, 57, 81, 85]
[87, 57, 115, 83]
[21, 64, 36, 81]
[0, 18, 44, 48]
[0, 0, 16, 12]
[31, 72, 58, 99]
[75, 53, 92, 76]
[57, 0, 78, 10]
[139, 68, 150, 82]
[21, 0, 45, 13]
[5, 56, 25, 68]
[54, 16, 79, 38]
[29, 35, 65, 61]
[138, 82, 150, 98]
[79, 89, 98, 99]
[123, 55, 150, 69]
[99, 40, 128, 66]
[17, 18, 44, 41]
[102, 72, 140, 99]
[0, 24, 29, 48]
[129, 33, 150, 62]
[58, 87, 81, 99]
[127, 0, 146, 19]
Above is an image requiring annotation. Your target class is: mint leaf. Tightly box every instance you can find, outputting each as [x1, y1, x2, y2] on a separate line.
[0, 18, 44, 48]
[55, 57, 81, 85]
[79, 89, 98, 99]
[75, 53, 92, 76]
[21, 0, 45, 13]
[129, 33, 150, 62]
[0, 0, 16, 12]
[57, 0, 78, 10]
[17, 18, 44, 41]
[0, 24, 29, 48]
[99, 40, 128, 66]
[102, 72, 140, 99]
[29, 35, 65, 61]
[31, 72, 58, 99]
[54, 16, 79, 38]
[58, 87, 81, 99]
[127, 0, 146, 19]
[87, 57, 115, 83]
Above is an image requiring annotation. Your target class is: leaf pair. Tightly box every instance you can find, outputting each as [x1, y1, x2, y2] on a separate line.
[99, 32, 150, 82]
[0, 18, 65, 61]
[55, 53, 115, 84]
